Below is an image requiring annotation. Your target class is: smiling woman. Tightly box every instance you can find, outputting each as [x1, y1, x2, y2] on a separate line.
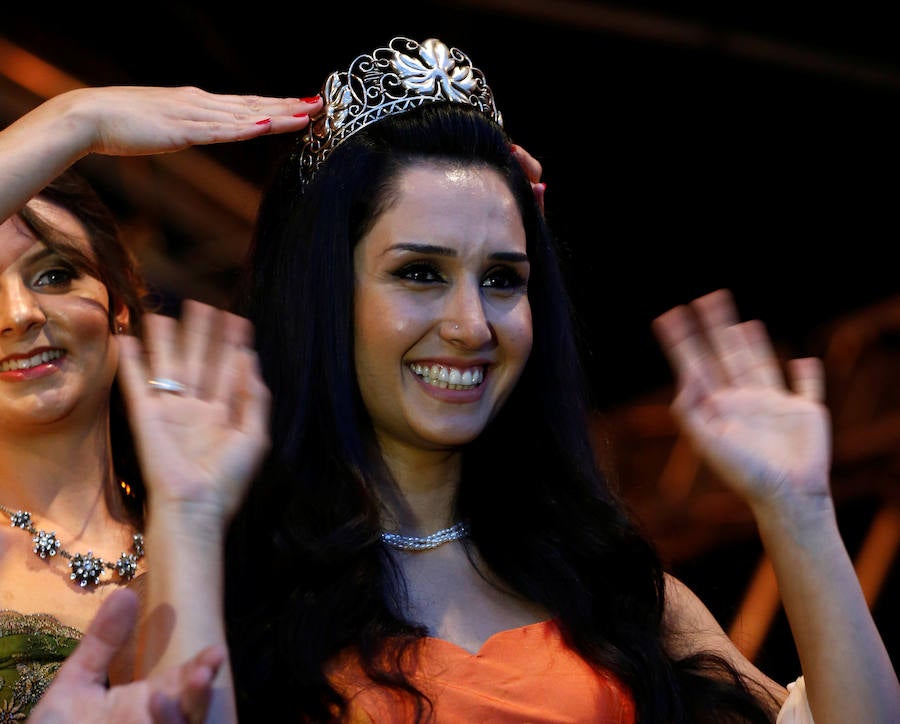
[0, 172, 146, 719]
[0, 85, 320, 720]
[0, 172, 145, 598]
[222, 35, 897, 724]
[352, 162, 533, 452]
[3, 33, 895, 724]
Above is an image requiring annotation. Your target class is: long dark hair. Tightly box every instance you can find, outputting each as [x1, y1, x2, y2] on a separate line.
[228, 103, 778, 722]
[18, 168, 149, 526]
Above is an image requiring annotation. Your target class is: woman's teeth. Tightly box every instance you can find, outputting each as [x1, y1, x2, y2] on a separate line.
[410, 363, 484, 390]
[0, 349, 63, 372]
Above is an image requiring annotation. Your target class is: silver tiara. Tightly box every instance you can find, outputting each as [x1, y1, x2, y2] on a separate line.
[297, 37, 503, 182]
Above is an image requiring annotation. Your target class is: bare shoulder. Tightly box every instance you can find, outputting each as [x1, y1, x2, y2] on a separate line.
[662, 573, 786, 702]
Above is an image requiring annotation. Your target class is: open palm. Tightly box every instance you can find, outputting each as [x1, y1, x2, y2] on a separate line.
[653, 289, 831, 512]
[115, 300, 270, 524]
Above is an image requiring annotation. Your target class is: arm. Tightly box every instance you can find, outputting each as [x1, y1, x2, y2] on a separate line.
[662, 573, 785, 704]
[116, 300, 271, 723]
[28, 588, 225, 724]
[652, 289, 900, 724]
[0, 85, 321, 219]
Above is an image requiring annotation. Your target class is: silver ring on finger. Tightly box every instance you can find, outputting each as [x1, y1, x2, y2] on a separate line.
[147, 377, 187, 395]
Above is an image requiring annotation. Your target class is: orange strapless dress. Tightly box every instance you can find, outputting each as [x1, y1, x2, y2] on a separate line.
[326, 620, 636, 723]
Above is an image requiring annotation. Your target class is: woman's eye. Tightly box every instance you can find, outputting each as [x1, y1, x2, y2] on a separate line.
[393, 263, 444, 284]
[482, 266, 527, 290]
[34, 267, 76, 288]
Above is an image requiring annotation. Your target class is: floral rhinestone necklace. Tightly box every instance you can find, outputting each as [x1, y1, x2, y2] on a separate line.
[0, 503, 144, 587]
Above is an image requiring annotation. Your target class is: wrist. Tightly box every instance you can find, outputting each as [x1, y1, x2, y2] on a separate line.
[146, 499, 229, 547]
[44, 89, 103, 158]
[753, 492, 841, 550]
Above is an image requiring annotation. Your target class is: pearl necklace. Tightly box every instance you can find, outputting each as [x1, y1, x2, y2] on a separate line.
[0, 504, 144, 587]
[380, 521, 470, 551]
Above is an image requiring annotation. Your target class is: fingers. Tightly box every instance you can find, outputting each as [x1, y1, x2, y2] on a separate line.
[654, 289, 783, 390]
[692, 290, 783, 389]
[180, 299, 250, 400]
[53, 588, 139, 685]
[148, 644, 226, 724]
[205, 309, 254, 405]
[532, 182, 546, 213]
[116, 332, 151, 410]
[149, 692, 190, 724]
[233, 351, 272, 443]
[704, 320, 784, 387]
[180, 300, 219, 398]
[162, 87, 323, 140]
[731, 319, 783, 387]
[510, 143, 542, 183]
[85, 86, 323, 157]
[654, 289, 827, 399]
[510, 143, 545, 213]
[180, 302, 260, 422]
[652, 299, 723, 397]
[178, 645, 226, 722]
[789, 357, 826, 402]
[143, 312, 185, 394]
[133, 300, 255, 405]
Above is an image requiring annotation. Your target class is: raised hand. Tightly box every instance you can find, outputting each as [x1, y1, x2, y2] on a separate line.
[116, 300, 270, 711]
[27, 588, 225, 724]
[651, 289, 832, 515]
[0, 86, 322, 220]
[115, 299, 270, 524]
[65, 85, 321, 156]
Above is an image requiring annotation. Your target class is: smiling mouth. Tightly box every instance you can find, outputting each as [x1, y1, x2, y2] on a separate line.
[0, 349, 64, 372]
[410, 363, 485, 390]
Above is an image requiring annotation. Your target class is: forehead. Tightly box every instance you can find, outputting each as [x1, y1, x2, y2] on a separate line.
[1, 197, 93, 271]
[390, 161, 513, 205]
[362, 161, 525, 253]
[26, 196, 91, 241]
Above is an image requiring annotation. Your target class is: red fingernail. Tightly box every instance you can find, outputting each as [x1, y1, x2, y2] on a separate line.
[256, 118, 272, 125]
[509, 143, 519, 153]
[301, 95, 321, 103]
[293, 113, 309, 119]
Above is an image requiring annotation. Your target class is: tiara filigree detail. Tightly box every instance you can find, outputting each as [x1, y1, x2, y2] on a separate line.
[298, 37, 503, 182]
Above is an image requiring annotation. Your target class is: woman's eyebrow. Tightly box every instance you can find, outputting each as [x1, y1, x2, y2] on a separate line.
[385, 242, 455, 256]
[385, 244, 528, 263]
[491, 251, 529, 263]
[21, 246, 57, 264]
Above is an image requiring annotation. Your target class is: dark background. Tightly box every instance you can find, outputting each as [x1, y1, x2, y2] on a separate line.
[3, 0, 899, 688]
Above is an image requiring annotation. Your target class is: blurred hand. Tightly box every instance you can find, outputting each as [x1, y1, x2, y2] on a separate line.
[651, 289, 832, 516]
[28, 588, 225, 724]
[116, 300, 271, 528]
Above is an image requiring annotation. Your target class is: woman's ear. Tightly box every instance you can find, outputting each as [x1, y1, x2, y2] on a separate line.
[113, 303, 131, 335]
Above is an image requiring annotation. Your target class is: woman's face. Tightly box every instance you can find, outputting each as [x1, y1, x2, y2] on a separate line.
[353, 161, 532, 454]
[0, 198, 127, 428]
